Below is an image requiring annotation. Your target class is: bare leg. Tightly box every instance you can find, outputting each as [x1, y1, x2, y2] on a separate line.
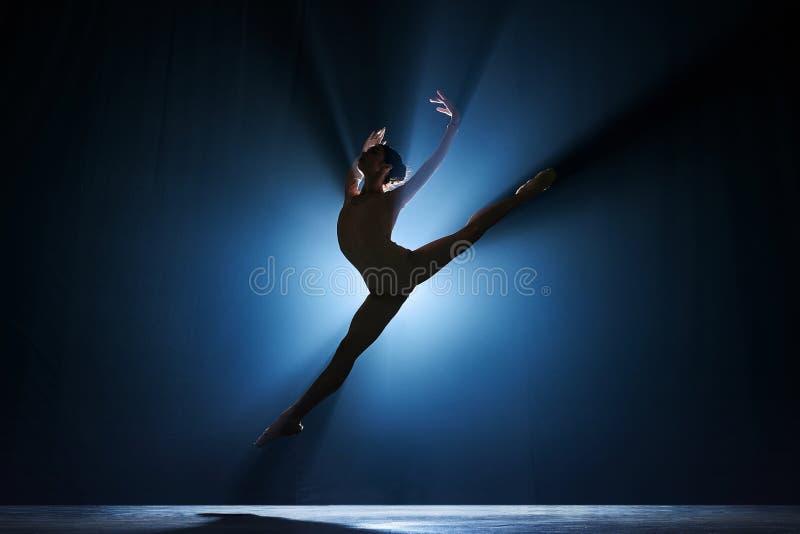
[254, 292, 408, 446]
[408, 170, 556, 286]
[254, 169, 556, 445]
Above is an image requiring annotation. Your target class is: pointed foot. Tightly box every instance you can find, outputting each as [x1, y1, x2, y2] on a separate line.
[515, 168, 557, 201]
[253, 413, 304, 447]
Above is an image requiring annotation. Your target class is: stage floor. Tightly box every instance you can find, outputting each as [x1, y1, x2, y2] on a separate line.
[1, 505, 799, 533]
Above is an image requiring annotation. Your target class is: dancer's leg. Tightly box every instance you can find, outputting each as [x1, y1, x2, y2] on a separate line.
[404, 198, 515, 288]
[288, 293, 407, 418]
[407, 168, 557, 287]
[254, 292, 408, 445]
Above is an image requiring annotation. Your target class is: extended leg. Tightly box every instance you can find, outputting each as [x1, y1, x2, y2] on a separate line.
[254, 292, 408, 446]
[407, 195, 520, 287]
[407, 168, 558, 288]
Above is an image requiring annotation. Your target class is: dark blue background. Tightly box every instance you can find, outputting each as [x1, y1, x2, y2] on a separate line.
[4, 0, 798, 504]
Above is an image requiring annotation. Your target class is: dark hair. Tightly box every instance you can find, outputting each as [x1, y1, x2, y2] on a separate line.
[381, 145, 408, 185]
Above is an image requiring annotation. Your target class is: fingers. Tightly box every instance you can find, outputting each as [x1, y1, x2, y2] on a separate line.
[430, 98, 449, 112]
[428, 90, 459, 121]
[362, 127, 387, 152]
[431, 99, 452, 115]
[430, 90, 453, 113]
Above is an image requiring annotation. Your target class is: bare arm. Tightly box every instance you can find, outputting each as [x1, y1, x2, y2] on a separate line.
[343, 156, 363, 200]
[344, 128, 386, 202]
[393, 90, 460, 209]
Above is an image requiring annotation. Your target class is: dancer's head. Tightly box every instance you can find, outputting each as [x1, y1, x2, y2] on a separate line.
[359, 144, 408, 192]
[380, 145, 407, 186]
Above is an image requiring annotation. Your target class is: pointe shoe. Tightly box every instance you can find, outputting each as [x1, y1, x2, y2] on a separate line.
[253, 412, 304, 447]
[515, 168, 557, 200]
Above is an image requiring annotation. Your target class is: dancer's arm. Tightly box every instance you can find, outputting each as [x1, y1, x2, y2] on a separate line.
[392, 90, 460, 208]
[344, 128, 386, 202]
[343, 157, 363, 200]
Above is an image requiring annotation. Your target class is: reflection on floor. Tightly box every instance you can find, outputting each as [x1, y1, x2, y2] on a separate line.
[1, 505, 799, 533]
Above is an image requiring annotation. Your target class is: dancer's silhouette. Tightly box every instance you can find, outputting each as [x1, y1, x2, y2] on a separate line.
[255, 90, 556, 445]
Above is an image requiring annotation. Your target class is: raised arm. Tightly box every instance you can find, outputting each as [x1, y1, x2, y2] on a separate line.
[343, 156, 363, 200]
[344, 128, 386, 202]
[393, 90, 460, 208]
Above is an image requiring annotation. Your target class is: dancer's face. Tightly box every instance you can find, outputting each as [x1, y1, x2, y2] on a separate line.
[358, 145, 391, 183]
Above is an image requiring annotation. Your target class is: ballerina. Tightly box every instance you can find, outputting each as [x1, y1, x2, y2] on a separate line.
[255, 90, 556, 445]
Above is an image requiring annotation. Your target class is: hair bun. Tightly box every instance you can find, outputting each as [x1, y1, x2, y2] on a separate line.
[381, 145, 408, 184]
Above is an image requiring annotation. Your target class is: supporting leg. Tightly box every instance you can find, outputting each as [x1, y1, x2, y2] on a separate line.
[254, 293, 408, 446]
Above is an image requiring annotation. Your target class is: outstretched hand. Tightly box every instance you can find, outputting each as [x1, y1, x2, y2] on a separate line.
[429, 89, 460, 125]
[361, 127, 387, 153]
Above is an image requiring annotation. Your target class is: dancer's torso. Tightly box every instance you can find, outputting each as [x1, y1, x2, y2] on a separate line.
[337, 191, 412, 287]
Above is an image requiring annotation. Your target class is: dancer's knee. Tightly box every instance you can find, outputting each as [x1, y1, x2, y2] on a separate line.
[338, 332, 368, 360]
[461, 223, 484, 246]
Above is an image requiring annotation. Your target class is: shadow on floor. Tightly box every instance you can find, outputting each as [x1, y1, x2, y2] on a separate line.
[155, 512, 371, 533]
